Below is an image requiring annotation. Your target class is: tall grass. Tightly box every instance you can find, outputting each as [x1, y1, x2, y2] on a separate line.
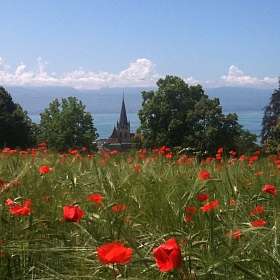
[0, 148, 280, 279]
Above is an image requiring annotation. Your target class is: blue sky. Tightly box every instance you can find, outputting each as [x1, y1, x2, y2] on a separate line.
[0, 0, 279, 89]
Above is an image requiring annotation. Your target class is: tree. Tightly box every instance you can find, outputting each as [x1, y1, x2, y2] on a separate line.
[261, 81, 280, 153]
[39, 97, 98, 151]
[138, 76, 256, 154]
[0, 86, 35, 148]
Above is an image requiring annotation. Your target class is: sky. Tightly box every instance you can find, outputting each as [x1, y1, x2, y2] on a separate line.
[0, 0, 279, 89]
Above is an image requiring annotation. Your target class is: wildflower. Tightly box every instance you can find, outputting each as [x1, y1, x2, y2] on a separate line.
[133, 163, 142, 173]
[185, 206, 197, 215]
[198, 170, 211, 180]
[39, 165, 52, 175]
[87, 193, 104, 204]
[227, 229, 242, 240]
[165, 153, 173, 159]
[200, 199, 219, 213]
[229, 150, 237, 157]
[112, 204, 127, 213]
[216, 153, 222, 161]
[250, 205, 264, 216]
[153, 238, 182, 272]
[97, 242, 133, 265]
[5, 198, 14, 206]
[205, 157, 214, 164]
[69, 149, 79, 155]
[63, 205, 84, 222]
[262, 184, 277, 197]
[228, 198, 236, 206]
[110, 150, 119, 156]
[184, 215, 193, 223]
[176, 155, 193, 165]
[8, 199, 32, 216]
[250, 219, 267, 228]
[159, 146, 171, 155]
[239, 155, 247, 161]
[137, 148, 147, 160]
[196, 193, 209, 202]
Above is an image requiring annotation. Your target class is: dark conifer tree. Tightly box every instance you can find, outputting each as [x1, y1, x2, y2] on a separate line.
[261, 78, 280, 152]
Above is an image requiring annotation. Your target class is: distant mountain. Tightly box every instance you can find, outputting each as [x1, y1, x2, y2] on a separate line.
[7, 85, 273, 115]
[7, 86, 146, 115]
[206, 87, 271, 113]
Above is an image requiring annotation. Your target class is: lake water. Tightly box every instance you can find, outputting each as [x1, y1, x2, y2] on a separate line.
[31, 110, 263, 139]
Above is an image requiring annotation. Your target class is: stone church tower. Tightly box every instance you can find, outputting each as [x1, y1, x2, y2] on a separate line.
[108, 97, 131, 143]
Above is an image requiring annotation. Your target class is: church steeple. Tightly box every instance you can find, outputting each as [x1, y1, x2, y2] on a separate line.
[119, 94, 129, 128]
[108, 92, 131, 145]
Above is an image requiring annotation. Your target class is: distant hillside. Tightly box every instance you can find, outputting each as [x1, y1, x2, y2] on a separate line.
[207, 87, 271, 113]
[7, 86, 272, 115]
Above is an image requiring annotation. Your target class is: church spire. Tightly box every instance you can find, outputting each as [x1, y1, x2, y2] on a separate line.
[119, 92, 128, 128]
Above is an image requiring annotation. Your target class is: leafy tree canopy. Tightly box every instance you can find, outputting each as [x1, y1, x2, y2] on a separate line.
[0, 86, 35, 148]
[261, 84, 280, 153]
[39, 97, 98, 151]
[138, 76, 256, 154]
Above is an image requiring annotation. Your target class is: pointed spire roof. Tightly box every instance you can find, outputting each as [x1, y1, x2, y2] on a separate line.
[119, 94, 128, 127]
[110, 126, 118, 138]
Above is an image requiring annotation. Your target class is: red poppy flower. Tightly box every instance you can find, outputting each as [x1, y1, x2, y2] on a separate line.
[110, 150, 119, 156]
[158, 146, 171, 155]
[39, 165, 52, 175]
[227, 229, 242, 240]
[200, 199, 219, 213]
[133, 164, 142, 173]
[87, 194, 104, 204]
[185, 206, 196, 215]
[262, 184, 277, 197]
[63, 205, 84, 222]
[216, 153, 222, 161]
[5, 198, 14, 206]
[228, 198, 236, 206]
[112, 204, 127, 213]
[165, 153, 173, 159]
[184, 215, 193, 223]
[153, 238, 182, 272]
[198, 170, 211, 180]
[69, 149, 79, 155]
[250, 219, 267, 228]
[8, 199, 32, 216]
[97, 242, 133, 265]
[196, 193, 209, 202]
[250, 205, 264, 216]
[229, 150, 237, 157]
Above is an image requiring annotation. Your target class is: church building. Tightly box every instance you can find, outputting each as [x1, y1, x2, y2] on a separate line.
[103, 96, 135, 149]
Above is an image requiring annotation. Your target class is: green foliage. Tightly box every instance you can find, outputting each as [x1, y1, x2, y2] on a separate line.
[138, 76, 257, 154]
[261, 87, 280, 153]
[39, 97, 98, 151]
[0, 86, 36, 148]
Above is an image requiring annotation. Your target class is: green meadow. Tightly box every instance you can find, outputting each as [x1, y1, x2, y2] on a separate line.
[0, 147, 280, 279]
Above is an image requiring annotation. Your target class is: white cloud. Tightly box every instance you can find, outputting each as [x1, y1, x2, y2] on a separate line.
[0, 57, 277, 89]
[221, 65, 278, 88]
[183, 76, 199, 85]
[0, 57, 162, 89]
